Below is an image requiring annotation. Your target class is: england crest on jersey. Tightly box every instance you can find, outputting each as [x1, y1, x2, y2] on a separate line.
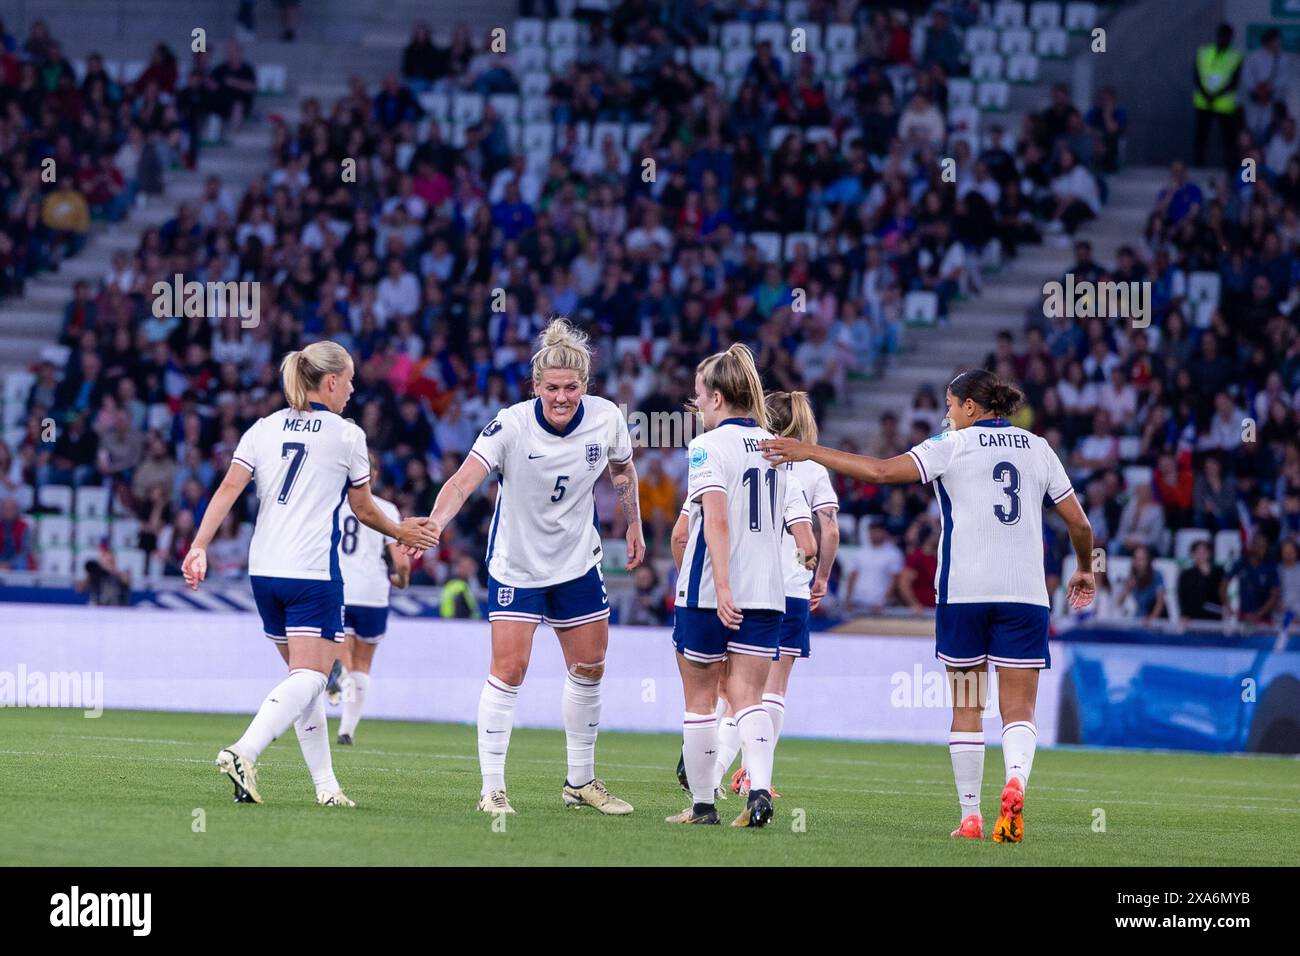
[497, 586, 514, 606]
[585, 442, 601, 468]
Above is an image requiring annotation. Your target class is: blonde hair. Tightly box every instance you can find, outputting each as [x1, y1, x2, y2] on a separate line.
[280, 341, 352, 411]
[532, 316, 592, 384]
[697, 343, 768, 430]
[765, 390, 818, 444]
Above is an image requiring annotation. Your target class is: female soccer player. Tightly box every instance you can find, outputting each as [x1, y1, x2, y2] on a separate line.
[182, 341, 438, 806]
[409, 318, 645, 815]
[668, 344, 815, 828]
[329, 456, 411, 745]
[726, 390, 841, 795]
[761, 368, 1095, 843]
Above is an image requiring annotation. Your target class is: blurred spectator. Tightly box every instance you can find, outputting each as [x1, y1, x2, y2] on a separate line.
[1226, 532, 1281, 626]
[77, 542, 131, 605]
[616, 563, 670, 626]
[1116, 545, 1167, 623]
[1178, 539, 1226, 623]
[843, 518, 903, 613]
[0, 498, 34, 571]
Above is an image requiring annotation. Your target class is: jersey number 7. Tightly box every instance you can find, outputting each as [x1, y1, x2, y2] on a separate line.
[279, 442, 308, 504]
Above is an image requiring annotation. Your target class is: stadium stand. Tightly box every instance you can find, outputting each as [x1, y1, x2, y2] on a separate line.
[0, 1, 1297, 632]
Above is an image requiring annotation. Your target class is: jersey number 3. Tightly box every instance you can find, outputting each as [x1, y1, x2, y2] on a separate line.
[992, 460, 1021, 525]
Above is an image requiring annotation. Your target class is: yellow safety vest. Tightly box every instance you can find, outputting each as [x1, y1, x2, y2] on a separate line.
[1194, 45, 1242, 113]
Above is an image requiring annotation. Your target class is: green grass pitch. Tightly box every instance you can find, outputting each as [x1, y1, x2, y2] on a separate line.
[2, 708, 1297, 866]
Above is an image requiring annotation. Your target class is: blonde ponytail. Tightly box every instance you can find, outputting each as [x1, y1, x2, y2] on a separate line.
[697, 343, 768, 430]
[280, 340, 353, 411]
[532, 316, 592, 384]
[765, 390, 819, 444]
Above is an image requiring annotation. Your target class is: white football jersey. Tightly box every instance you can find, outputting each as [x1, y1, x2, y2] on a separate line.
[781, 459, 838, 598]
[675, 418, 792, 611]
[469, 395, 633, 588]
[232, 402, 371, 581]
[906, 419, 1076, 607]
[338, 495, 400, 608]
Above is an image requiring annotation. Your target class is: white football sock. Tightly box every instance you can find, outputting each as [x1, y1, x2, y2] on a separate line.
[682, 711, 719, 805]
[477, 676, 519, 796]
[1002, 720, 1037, 788]
[295, 689, 339, 793]
[714, 697, 728, 720]
[736, 704, 776, 793]
[949, 731, 985, 818]
[338, 670, 370, 738]
[234, 668, 326, 763]
[762, 692, 785, 745]
[562, 672, 601, 786]
[714, 715, 741, 787]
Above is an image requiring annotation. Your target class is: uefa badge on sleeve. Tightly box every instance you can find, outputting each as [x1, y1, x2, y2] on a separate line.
[585, 442, 601, 470]
[497, 587, 514, 607]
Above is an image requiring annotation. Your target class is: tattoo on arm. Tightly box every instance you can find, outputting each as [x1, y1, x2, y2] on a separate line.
[612, 465, 641, 525]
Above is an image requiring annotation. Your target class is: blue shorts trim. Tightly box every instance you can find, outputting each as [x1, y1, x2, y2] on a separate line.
[935, 602, 1051, 669]
[672, 607, 783, 663]
[251, 576, 345, 644]
[486, 563, 609, 629]
[779, 597, 810, 658]
[344, 605, 389, 643]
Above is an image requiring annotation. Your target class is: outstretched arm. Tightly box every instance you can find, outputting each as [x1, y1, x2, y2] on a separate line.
[398, 454, 492, 558]
[761, 437, 921, 484]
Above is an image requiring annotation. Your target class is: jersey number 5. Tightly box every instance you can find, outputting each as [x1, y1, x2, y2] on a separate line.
[278, 442, 308, 504]
[992, 460, 1021, 525]
[550, 475, 570, 503]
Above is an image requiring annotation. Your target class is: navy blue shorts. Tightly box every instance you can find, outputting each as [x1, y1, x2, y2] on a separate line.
[486, 563, 609, 629]
[344, 605, 389, 643]
[251, 576, 345, 645]
[935, 601, 1051, 670]
[779, 597, 811, 658]
[672, 606, 783, 664]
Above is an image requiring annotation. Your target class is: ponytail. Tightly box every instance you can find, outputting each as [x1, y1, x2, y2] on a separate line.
[947, 368, 1025, 418]
[280, 340, 353, 411]
[697, 343, 768, 429]
[764, 390, 819, 444]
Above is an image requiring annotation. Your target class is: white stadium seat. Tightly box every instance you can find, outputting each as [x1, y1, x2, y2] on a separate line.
[38, 548, 74, 576]
[689, 47, 722, 75]
[723, 48, 753, 77]
[824, 23, 856, 55]
[522, 122, 554, 155]
[992, 1, 1027, 28]
[977, 81, 1011, 110]
[964, 27, 998, 56]
[520, 95, 550, 123]
[1215, 530, 1242, 567]
[516, 45, 548, 73]
[452, 93, 484, 125]
[513, 18, 544, 48]
[1122, 465, 1153, 491]
[37, 485, 73, 514]
[37, 516, 73, 550]
[784, 232, 818, 261]
[904, 291, 939, 326]
[971, 53, 1004, 80]
[1005, 53, 1040, 83]
[546, 19, 580, 48]
[720, 22, 754, 50]
[754, 22, 787, 50]
[255, 64, 287, 95]
[75, 519, 110, 552]
[1065, 2, 1099, 31]
[1035, 28, 1068, 58]
[113, 549, 147, 582]
[548, 47, 577, 72]
[827, 50, 857, 79]
[1029, 1, 1062, 29]
[999, 28, 1033, 56]
[75, 485, 110, 519]
[521, 71, 550, 99]
[110, 519, 141, 550]
[948, 78, 975, 109]
[591, 121, 623, 151]
[419, 91, 451, 119]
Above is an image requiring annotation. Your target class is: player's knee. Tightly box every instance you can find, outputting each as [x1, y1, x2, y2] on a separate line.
[569, 659, 605, 682]
[493, 662, 528, 686]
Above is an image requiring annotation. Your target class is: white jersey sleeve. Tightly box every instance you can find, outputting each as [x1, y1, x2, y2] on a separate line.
[781, 472, 814, 598]
[906, 429, 959, 485]
[339, 495, 400, 607]
[468, 409, 520, 473]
